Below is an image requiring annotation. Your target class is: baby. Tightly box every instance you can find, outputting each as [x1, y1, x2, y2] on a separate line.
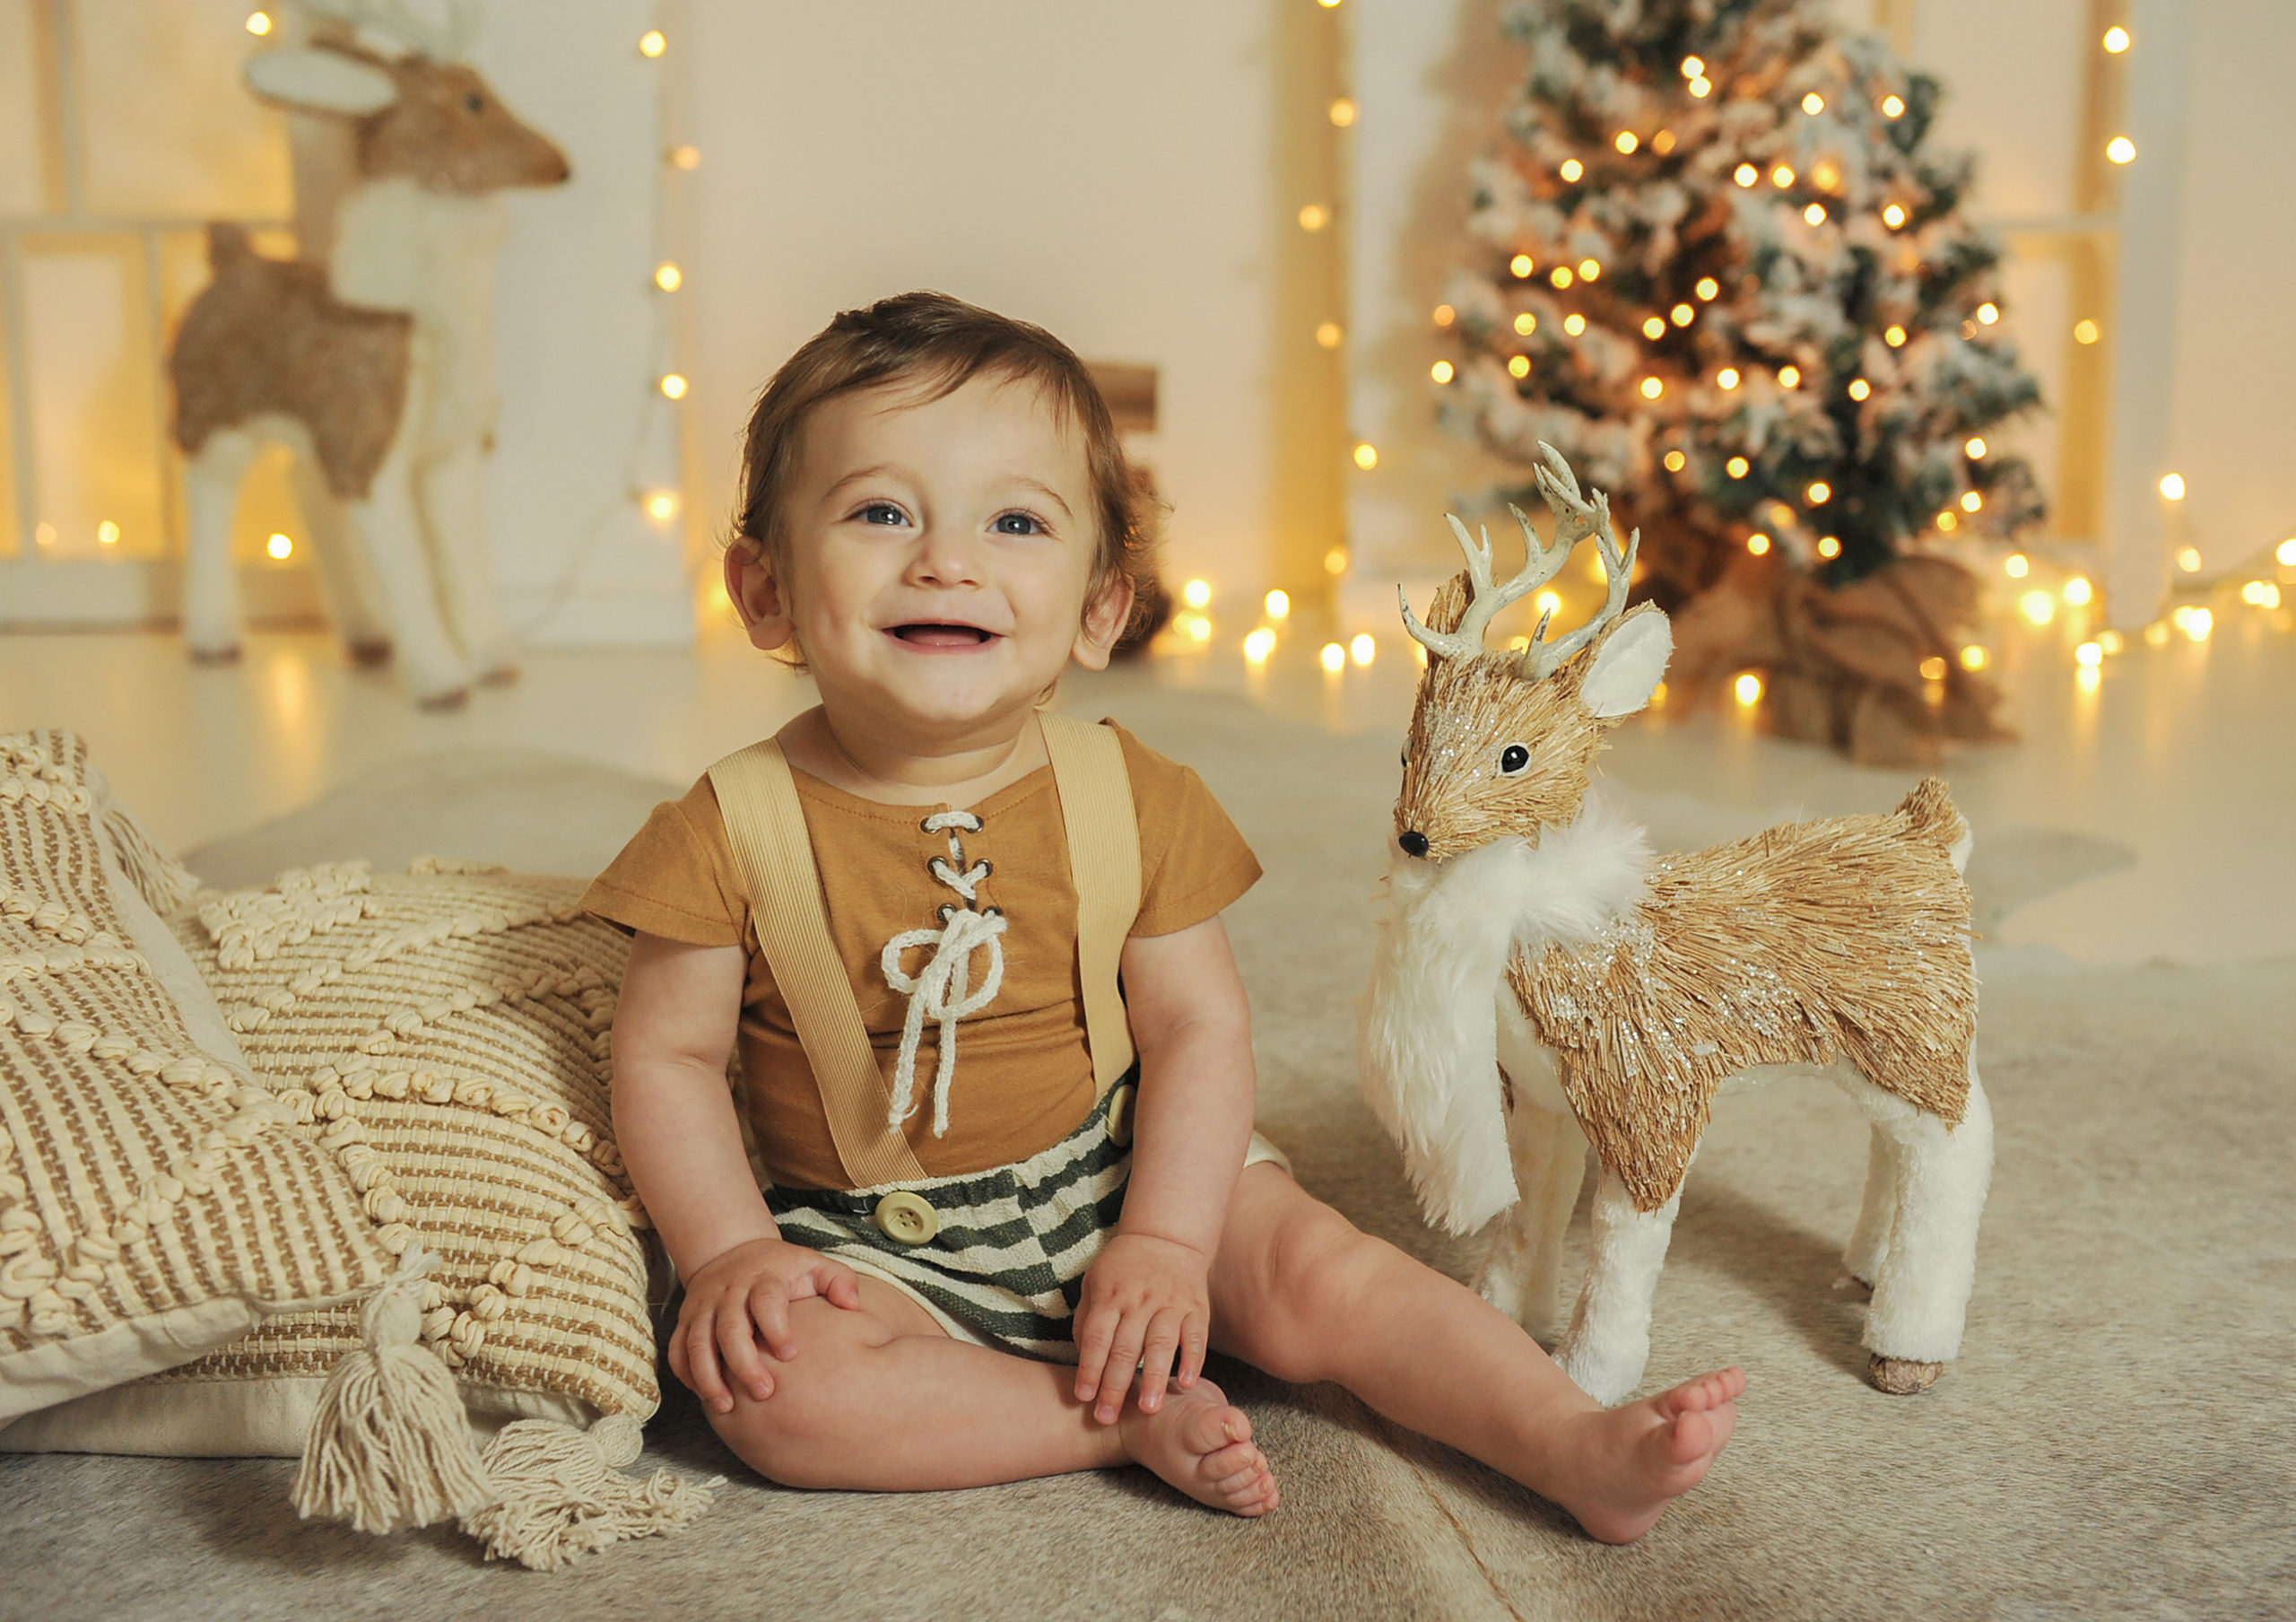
[586, 291, 1742, 1540]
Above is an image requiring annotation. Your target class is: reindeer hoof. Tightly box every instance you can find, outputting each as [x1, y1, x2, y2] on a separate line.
[1868, 1355, 1943, 1395]
[345, 638, 394, 667]
[187, 644, 242, 667]
[476, 662, 520, 687]
[415, 686, 471, 713]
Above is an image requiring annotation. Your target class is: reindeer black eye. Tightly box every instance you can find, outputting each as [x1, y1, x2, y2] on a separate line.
[1499, 743, 1530, 775]
[464, 92, 485, 113]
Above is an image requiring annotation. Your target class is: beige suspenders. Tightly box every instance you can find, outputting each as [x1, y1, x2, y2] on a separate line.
[706, 712, 1141, 1191]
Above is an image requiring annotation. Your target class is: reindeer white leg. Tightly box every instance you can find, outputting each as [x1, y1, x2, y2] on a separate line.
[344, 432, 473, 709]
[1843, 1124, 1905, 1289]
[1474, 1096, 1587, 1338]
[416, 441, 519, 682]
[285, 447, 393, 664]
[1843, 1062, 1994, 1392]
[180, 428, 262, 662]
[1552, 1164, 1684, 1406]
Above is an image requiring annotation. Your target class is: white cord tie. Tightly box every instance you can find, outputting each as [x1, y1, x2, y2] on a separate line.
[881, 811, 1005, 1137]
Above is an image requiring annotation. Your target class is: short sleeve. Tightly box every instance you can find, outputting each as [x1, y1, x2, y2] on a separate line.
[1113, 723, 1262, 937]
[579, 775, 750, 947]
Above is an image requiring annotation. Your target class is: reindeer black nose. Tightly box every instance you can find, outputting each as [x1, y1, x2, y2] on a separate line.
[1398, 831, 1430, 858]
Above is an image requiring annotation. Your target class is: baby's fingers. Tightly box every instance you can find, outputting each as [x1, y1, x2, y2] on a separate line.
[1094, 1314, 1149, 1425]
[714, 1297, 775, 1406]
[680, 1306, 735, 1413]
[813, 1258, 864, 1312]
[1135, 1311, 1184, 1415]
[748, 1283, 798, 1365]
[1073, 1299, 1118, 1408]
[1178, 1312, 1210, 1391]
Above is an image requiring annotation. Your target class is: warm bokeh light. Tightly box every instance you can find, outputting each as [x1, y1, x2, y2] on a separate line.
[2020, 590, 2056, 625]
[1883, 204, 1908, 229]
[1734, 672, 1763, 705]
[1551, 266, 1574, 289]
[1317, 321, 1344, 349]
[1771, 165, 1795, 187]
[1614, 131, 1639, 154]
[1681, 56, 1704, 77]
[1965, 437, 1987, 458]
[1352, 442, 1378, 470]
[671, 144, 702, 170]
[1978, 303, 2000, 325]
[1718, 368, 1742, 390]
[2075, 641, 2103, 667]
[1182, 578, 1213, 609]
[1960, 491, 1983, 513]
[1262, 589, 1290, 621]
[1298, 204, 1331, 231]
[1960, 644, 1988, 671]
[1919, 656, 1947, 681]
[265, 532, 291, 560]
[1329, 98, 1357, 126]
[1735, 164, 1759, 187]
[1746, 532, 1770, 555]
[246, 11, 272, 36]
[1816, 536, 1841, 559]
[1848, 378, 1871, 401]
[655, 261, 683, 292]
[97, 520, 120, 545]
[2106, 135, 2136, 164]
[659, 373, 688, 399]
[2074, 318, 2100, 344]
[1562, 313, 1586, 336]
[2063, 575, 2093, 606]
[1670, 305, 1694, 327]
[2241, 580, 2282, 609]
[1325, 547, 1349, 575]
[1433, 303, 1457, 327]
[1804, 203, 1827, 225]
[1807, 481, 1831, 503]
[1882, 95, 1905, 118]
[1535, 589, 1563, 620]
[1664, 449, 1686, 472]
[2183, 607, 2213, 641]
[2099, 630, 2125, 655]
[1320, 642, 1346, 673]
[1578, 258, 1601, 280]
[1937, 510, 1959, 531]
[1244, 627, 1276, 664]
[2103, 25, 2132, 51]
[1778, 365, 1801, 388]
[1643, 316, 1666, 339]
[1726, 456, 1751, 478]
[1511, 253, 1535, 278]
[2277, 537, 2296, 566]
[1186, 615, 1213, 643]
[2160, 473, 2187, 501]
[1561, 159, 1584, 182]
[1514, 312, 1537, 336]
[2005, 552, 2029, 577]
[1508, 354, 1532, 379]
[645, 490, 680, 522]
[2176, 545, 2202, 571]
[1639, 376, 1664, 399]
[1350, 633, 1377, 667]
[1689, 75, 1711, 98]
[1431, 359, 1455, 383]
[1695, 276, 1720, 301]
[1885, 324, 1908, 346]
[1802, 92, 1825, 115]
[639, 30, 666, 57]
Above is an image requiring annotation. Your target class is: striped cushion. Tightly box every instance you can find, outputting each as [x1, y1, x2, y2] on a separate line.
[770, 1080, 1132, 1359]
[0, 730, 390, 1423]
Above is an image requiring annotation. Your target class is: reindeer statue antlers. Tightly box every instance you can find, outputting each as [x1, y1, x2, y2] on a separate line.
[1366, 443, 1992, 1406]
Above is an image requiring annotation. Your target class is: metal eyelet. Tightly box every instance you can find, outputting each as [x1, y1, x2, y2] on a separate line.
[936, 903, 957, 923]
[975, 859, 993, 878]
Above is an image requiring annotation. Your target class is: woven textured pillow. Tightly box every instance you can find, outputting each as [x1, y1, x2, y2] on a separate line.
[88, 855, 661, 1447]
[0, 730, 390, 1422]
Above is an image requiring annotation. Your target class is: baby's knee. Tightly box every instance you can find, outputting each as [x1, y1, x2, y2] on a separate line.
[1253, 1211, 1400, 1379]
[704, 1300, 874, 1487]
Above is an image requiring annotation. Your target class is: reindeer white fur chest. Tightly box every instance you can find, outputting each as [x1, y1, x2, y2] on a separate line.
[1361, 445, 1992, 1406]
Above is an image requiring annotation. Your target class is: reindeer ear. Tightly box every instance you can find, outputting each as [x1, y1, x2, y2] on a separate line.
[244, 47, 398, 118]
[1578, 603, 1672, 718]
[1423, 571, 1474, 638]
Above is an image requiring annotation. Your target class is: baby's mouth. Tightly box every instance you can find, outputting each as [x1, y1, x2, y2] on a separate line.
[889, 624, 998, 649]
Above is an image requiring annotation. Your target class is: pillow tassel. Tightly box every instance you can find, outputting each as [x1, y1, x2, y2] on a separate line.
[291, 1249, 498, 1534]
[458, 1412, 721, 1572]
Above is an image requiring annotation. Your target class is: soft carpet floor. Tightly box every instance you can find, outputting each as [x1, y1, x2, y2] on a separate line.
[5, 676, 2288, 1621]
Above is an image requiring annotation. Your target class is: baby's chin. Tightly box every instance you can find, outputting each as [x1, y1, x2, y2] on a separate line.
[838, 647, 1070, 732]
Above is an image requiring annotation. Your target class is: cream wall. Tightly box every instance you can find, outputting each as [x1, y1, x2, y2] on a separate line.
[673, 0, 1343, 621]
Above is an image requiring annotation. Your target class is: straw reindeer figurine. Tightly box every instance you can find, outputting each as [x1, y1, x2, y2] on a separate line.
[168, 0, 568, 708]
[1361, 444, 1993, 1405]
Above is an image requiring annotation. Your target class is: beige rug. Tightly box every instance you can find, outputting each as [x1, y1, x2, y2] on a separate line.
[5, 679, 2288, 1620]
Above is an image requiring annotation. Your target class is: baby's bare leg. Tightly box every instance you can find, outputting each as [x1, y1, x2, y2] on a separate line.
[708, 1276, 1273, 1512]
[1210, 1165, 1741, 1544]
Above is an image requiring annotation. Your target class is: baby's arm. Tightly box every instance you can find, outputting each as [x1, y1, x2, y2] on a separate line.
[613, 931, 863, 1412]
[1072, 914, 1257, 1423]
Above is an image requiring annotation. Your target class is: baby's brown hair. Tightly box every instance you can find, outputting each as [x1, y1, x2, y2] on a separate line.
[730, 291, 1159, 645]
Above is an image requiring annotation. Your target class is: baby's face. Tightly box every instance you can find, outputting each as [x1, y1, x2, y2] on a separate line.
[743, 371, 1124, 743]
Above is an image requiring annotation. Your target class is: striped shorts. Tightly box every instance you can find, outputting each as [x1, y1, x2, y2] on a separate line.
[768, 1079, 1288, 1362]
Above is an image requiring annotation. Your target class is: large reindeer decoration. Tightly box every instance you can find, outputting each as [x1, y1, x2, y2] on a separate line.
[169, 0, 569, 708]
[1362, 444, 1992, 1405]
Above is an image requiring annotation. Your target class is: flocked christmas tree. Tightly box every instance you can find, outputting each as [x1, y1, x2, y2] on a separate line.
[1439, 0, 2045, 763]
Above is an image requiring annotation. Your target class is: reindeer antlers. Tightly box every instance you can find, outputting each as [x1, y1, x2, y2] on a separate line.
[1396, 441, 1639, 679]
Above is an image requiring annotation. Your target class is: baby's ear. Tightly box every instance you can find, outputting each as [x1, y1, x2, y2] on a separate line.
[1072, 572, 1136, 671]
[726, 536, 795, 654]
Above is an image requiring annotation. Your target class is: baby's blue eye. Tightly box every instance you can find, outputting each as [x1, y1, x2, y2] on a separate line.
[858, 501, 908, 527]
[993, 511, 1044, 536]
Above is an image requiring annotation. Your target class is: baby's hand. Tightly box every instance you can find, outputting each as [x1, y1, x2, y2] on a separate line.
[1073, 1232, 1213, 1425]
[670, 1234, 863, 1413]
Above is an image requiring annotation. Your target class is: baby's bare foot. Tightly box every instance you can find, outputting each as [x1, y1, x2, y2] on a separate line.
[1563, 1366, 1744, 1545]
[1118, 1378, 1278, 1517]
